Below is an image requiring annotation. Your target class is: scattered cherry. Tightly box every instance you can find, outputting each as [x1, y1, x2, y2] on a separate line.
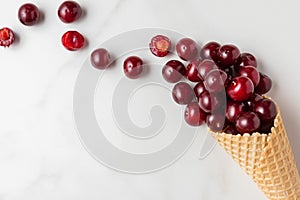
[234, 53, 257, 72]
[184, 102, 207, 126]
[197, 59, 217, 80]
[123, 56, 143, 79]
[90, 48, 111, 69]
[18, 3, 40, 26]
[255, 73, 272, 94]
[193, 81, 206, 98]
[172, 82, 195, 105]
[0, 27, 15, 47]
[238, 66, 260, 87]
[200, 41, 220, 61]
[217, 44, 240, 68]
[204, 69, 227, 93]
[185, 59, 202, 82]
[254, 98, 277, 122]
[61, 31, 85, 51]
[162, 60, 186, 83]
[176, 38, 199, 61]
[226, 100, 246, 123]
[227, 76, 254, 101]
[149, 35, 171, 57]
[58, 1, 82, 23]
[236, 111, 260, 134]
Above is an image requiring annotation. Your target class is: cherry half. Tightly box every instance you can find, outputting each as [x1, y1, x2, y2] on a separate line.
[0, 27, 15, 47]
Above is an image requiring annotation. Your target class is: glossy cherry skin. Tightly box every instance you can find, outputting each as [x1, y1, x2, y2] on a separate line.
[184, 102, 207, 126]
[244, 93, 263, 111]
[90, 48, 111, 69]
[58, 1, 82, 23]
[61, 31, 85, 51]
[176, 38, 199, 61]
[162, 60, 186, 83]
[225, 125, 239, 135]
[198, 91, 223, 113]
[200, 41, 220, 61]
[227, 76, 254, 101]
[193, 81, 206, 98]
[123, 56, 143, 79]
[206, 112, 226, 132]
[185, 59, 202, 82]
[149, 35, 171, 57]
[172, 82, 195, 105]
[236, 111, 260, 134]
[0, 27, 15, 47]
[18, 3, 40, 26]
[234, 53, 257, 72]
[204, 69, 227, 93]
[226, 101, 246, 123]
[238, 66, 260, 87]
[216, 44, 241, 68]
[254, 98, 277, 121]
[197, 59, 217, 80]
[255, 73, 272, 94]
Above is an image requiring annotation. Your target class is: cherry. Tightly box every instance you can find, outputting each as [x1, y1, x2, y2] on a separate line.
[255, 73, 272, 94]
[198, 91, 223, 113]
[123, 56, 143, 79]
[58, 1, 82, 23]
[206, 112, 226, 132]
[193, 81, 206, 98]
[236, 111, 260, 134]
[162, 60, 186, 83]
[204, 69, 227, 93]
[172, 82, 195, 105]
[200, 41, 220, 61]
[18, 3, 40, 26]
[185, 59, 202, 82]
[226, 100, 246, 123]
[176, 38, 199, 61]
[234, 53, 257, 72]
[238, 66, 260, 87]
[217, 44, 241, 68]
[259, 119, 274, 134]
[90, 48, 111, 70]
[227, 76, 254, 101]
[184, 102, 207, 126]
[244, 93, 263, 111]
[225, 125, 239, 135]
[149, 35, 171, 57]
[61, 31, 85, 51]
[0, 27, 15, 47]
[197, 59, 217, 80]
[254, 98, 277, 122]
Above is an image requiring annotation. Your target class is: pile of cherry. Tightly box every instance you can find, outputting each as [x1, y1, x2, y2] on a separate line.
[91, 35, 276, 135]
[0, 1, 84, 50]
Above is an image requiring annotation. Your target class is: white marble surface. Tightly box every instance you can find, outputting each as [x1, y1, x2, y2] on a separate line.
[1, 0, 300, 199]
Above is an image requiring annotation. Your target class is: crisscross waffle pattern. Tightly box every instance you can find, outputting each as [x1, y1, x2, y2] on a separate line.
[211, 110, 300, 200]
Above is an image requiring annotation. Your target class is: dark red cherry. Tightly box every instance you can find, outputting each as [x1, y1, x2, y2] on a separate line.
[225, 101, 246, 123]
[90, 48, 111, 69]
[259, 119, 274, 134]
[58, 1, 82, 23]
[176, 38, 199, 61]
[239, 66, 260, 87]
[200, 41, 220, 61]
[149, 35, 171, 57]
[184, 102, 207, 126]
[245, 93, 263, 111]
[197, 59, 217, 80]
[198, 91, 223, 113]
[123, 56, 143, 79]
[185, 59, 202, 82]
[204, 69, 227, 93]
[206, 112, 226, 132]
[236, 111, 260, 134]
[172, 82, 195, 105]
[255, 73, 272, 95]
[225, 125, 239, 135]
[162, 60, 186, 83]
[234, 53, 257, 72]
[254, 98, 277, 122]
[18, 3, 40, 26]
[217, 44, 241, 68]
[193, 81, 206, 98]
[227, 76, 254, 101]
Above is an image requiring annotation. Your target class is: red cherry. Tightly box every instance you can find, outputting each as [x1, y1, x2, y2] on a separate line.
[90, 48, 111, 70]
[176, 38, 199, 61]
[255, 73, 272, 94]
[245, 93, 263, 111]
[198, 91, 223, 113]
[149, 35, 171, 57]
[204, 69, 227, 93]
[185, 59, 202, 82]
[217, 44, 241, 68]
[123, 56, 143, 79]
[193, 81, 206, 98]
[238, 66, 260, 87]
[172, 82, 195, 105]
[197, 59, 217, 80]
[236, 111, 260, 134]
[58, 1, 82, 23]
[227, 76, 254, 101]
[18, 3, 40, 26]
[200, 41, 220, 61]
[61, 31, 85, 51]
[162, 60, 186, 83]
[254, 98, 277, 122]
[0, 27, 15, 47]
[184, 102, 207, 126]
[234, 53, 257, 72]
[225, 101, 246, 123]
[206, 112, 226, 132]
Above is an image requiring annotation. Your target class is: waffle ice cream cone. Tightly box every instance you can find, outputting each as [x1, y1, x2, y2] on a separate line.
[210, 106, 300, 199]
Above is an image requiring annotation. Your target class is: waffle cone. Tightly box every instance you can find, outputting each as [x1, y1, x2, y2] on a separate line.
[211, 107, 300, 199]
